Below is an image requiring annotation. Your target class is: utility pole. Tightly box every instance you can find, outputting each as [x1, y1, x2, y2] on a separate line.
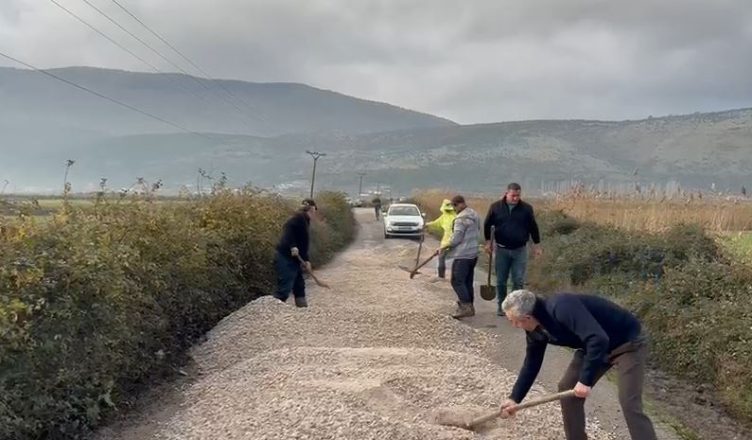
[357, 172, 366, 199]
[306, 150, 326, 198]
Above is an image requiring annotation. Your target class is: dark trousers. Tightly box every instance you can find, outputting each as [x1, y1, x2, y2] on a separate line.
[558, 339, 657, 440]
[450, 257, 477, 303]
[274, 252, 305, 301]
[437, 252, 447, 278]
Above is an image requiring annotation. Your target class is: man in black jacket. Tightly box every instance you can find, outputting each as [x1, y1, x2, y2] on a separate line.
[499, 289, 657, 440]
[483, 183, 541, 316]
[274, 198, 317, 307]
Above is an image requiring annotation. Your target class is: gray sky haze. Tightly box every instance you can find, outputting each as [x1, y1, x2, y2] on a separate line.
[2, 0, 751, 123]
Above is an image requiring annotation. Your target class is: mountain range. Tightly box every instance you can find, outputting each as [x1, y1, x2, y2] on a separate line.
[1, 66, 750, 195]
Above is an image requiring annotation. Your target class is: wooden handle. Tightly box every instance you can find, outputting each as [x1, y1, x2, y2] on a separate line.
[415, 233, 424, 266]
[515, 389, 576, 411]
[486, 226, 494, 285]
[410, 250, 439, 278]
[467, 389, 576, 428]
[296, 255, 330, 289]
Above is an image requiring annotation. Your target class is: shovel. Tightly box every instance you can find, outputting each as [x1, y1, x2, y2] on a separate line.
[400, 249, 440, 278]
[480, 226, 496, 301]
[414, 231, 425, 269]
[438, 389, 576, 431]
[296, 255, 331, 289]
[397, 232, 427, 275]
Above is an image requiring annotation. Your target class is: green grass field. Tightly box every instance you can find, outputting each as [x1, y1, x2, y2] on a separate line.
[720, 232, 752, 264]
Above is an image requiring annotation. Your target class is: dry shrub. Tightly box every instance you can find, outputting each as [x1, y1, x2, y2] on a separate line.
[0, 190, 355, 440]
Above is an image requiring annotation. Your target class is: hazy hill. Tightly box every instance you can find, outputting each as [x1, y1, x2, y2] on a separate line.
[0, 66, 455, 140]
[1, 66, 750, 195]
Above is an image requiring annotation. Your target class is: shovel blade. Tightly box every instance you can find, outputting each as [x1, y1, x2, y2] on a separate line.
[480, 285, 496, 301]
[398, 264, 421, 273]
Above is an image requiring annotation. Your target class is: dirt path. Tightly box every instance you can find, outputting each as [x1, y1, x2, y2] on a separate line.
[95, 209, 684, 440]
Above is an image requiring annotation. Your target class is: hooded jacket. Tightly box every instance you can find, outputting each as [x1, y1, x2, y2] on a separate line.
[425, 199, 457, 247]
[444, 207, 481, 260]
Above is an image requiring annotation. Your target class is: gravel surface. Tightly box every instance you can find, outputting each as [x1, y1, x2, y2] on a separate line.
[97, 223, 617, 439]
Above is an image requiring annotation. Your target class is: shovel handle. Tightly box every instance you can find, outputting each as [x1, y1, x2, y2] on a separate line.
[466, 389, 576, 428]
[487, 226, 494, 285]
[296, 255, 331, 289]
[415, 232, 424, 267]
[410, 250, 439, 278]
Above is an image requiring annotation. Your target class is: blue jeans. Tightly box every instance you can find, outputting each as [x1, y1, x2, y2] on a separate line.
[437, 252, 447, 278]
[495, 246, 528, 306]
[451, 257, 477, 303]
[274, 251, 305, 301]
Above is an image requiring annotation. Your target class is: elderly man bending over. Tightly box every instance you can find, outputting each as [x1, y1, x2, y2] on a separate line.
[499, 289, 657, 440]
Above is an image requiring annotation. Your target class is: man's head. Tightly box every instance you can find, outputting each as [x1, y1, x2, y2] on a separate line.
[450, 195, 467, 213]
[300, 198, 318, 219]
[502, 289, 539, 331]
[505, 182, 522, 204]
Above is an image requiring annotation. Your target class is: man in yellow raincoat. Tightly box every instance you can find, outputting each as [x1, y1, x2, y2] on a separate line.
[424, 199, 457, 279]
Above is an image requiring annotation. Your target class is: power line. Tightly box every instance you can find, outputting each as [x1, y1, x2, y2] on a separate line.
[78, 0, 204, 88]
[48, 0, 216, 107]
[0, 50, 212, 140]
[49, 0, 159, 72]
[110, 0, 210, 79]
[45, 0, 262, 132]
[107, 0, 266, 124]
[80, 0, 263, 124]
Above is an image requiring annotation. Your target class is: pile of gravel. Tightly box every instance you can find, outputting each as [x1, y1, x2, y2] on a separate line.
[100, 242, 616, 439]
[157, 346, 613, 440]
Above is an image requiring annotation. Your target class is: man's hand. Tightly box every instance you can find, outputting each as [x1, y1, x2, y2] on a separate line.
[438, 247, 447, 256]
[302, 261, 312, 273]
[574, 382, 591, 398]
[291, 247, 300, 257]
[499, 399, 518, 418]
[484, 241, 493, 255]
[532, 244, 543, 258]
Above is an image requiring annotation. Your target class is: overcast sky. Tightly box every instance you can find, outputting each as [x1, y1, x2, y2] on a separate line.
[2, 0, 752, 124]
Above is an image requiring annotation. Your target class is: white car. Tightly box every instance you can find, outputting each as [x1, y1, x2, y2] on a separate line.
[383, 203, 425, 239]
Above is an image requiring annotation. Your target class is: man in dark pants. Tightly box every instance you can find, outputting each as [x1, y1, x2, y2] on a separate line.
[373, 196, 382, 220]
[499, 289, 657, 440]
[441, 195, 481, 319]
[483, 183, 541, 316]
[274, 198, 317, 307]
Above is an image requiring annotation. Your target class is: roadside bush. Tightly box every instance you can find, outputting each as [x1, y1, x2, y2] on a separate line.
[0, 190, 355, 440]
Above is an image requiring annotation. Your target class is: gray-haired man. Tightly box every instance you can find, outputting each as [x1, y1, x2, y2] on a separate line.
[499, 289, 657, 440]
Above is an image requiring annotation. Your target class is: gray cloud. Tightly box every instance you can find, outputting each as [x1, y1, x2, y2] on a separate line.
[2, 0, 751, 123]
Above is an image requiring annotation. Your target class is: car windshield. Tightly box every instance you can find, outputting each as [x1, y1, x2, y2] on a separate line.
[389, 206, 420, 216]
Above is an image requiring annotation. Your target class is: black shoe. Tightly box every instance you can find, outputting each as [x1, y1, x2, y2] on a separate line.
[294, 297, 308, 308]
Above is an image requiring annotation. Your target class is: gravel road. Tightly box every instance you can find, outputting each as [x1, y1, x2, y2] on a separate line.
[96, 209, 619, 440]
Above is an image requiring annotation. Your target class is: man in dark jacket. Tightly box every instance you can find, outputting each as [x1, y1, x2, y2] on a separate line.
[499, 289, 657, 440]
[373, 196, 382, 220]
[274, 198, 317, 307]
[483, 183, 541, 316]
